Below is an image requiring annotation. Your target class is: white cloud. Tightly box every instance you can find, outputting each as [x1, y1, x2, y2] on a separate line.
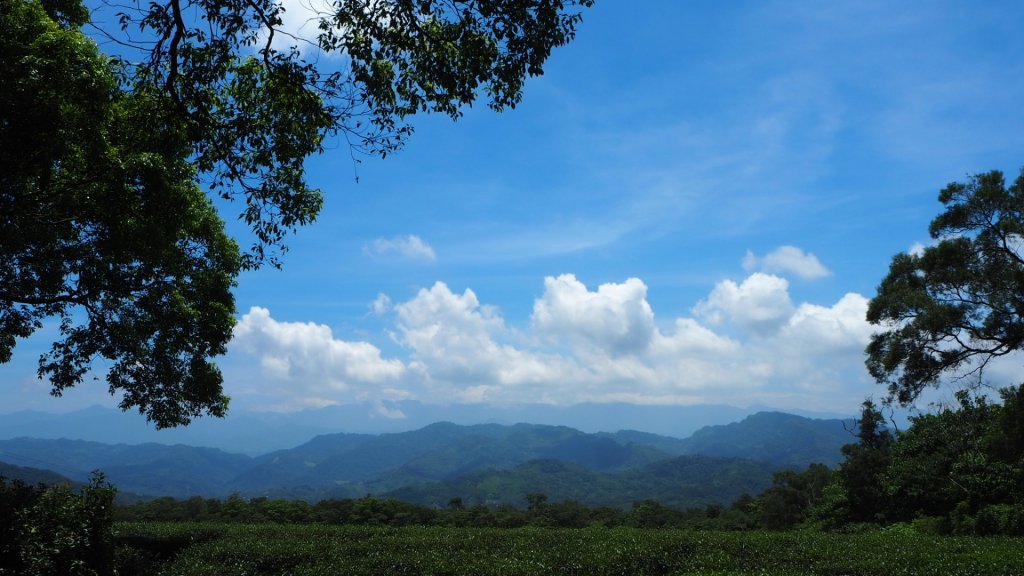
[532, 274, 655, 356]
[371, 400, 406, 419]
[230, 307, 405, 407]
[267, 396, 340, 412]
[693, 273, 795, 335]
[782, 293, 874, 353]
[393, 282, 565, 394]
[908, 242, 927, 257]
[743, 246, 831, 279]
[371, 293, 392, 315]
[363, 235, 437, 262]
[228, 271, 878, 413]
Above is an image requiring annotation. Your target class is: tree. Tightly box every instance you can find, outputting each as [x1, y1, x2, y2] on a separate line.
[834, 401, 893, 523]
[1, 0, 594, 426]
[629, 499, 683, 529]
[881, 388, 1023, 534]
[883, 391, 991, 522]
[0, 473, 116, 576]
[866, 168, 1024, 404]
[757, 464, 832, 530]
[1, 0, 240, 428]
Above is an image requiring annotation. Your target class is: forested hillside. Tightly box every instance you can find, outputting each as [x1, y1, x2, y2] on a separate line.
[674, 412, 853, 467]
[0, 413, 845, 504]
[384, 455, 776, 510]
[0, 462, 76, 487]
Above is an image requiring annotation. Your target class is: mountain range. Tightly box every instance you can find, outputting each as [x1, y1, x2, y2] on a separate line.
[0, 401, 852, 454]
[0, 411, 856, 509]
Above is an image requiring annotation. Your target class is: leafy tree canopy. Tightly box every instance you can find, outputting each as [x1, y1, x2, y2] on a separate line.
[1, 0, 239, 428]
[0, 0, 593, 427]
[104, 0, 595, 268]
[866, 168, 1024, 405]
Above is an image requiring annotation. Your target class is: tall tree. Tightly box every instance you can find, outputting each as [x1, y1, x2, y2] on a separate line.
[1, 0, 594, 426]
[757, 464, 832, 530]
[1, 0, 240, 428]
[836, 400, 893, 523]
[866, 168, 1024, 404]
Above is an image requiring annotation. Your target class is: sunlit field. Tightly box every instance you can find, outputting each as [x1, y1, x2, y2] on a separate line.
[116, 522, 1024, 576]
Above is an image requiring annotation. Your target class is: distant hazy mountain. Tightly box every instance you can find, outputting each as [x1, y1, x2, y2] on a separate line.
[0, 402, 849, 454]
[672, 411, 855, 467]
[0, 438, 252, 497]
[0, 412, 854, 504]
[0, 460, 78, 487]
[596, 430, 692, 455]
[0, 406, 335, 455]
[228, 422, 670, 495]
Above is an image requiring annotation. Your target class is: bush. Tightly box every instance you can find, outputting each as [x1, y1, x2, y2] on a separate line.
[0, 477, 41, 573]
[909, 515, 947, 535]
[973, 504, 1024, 536]
[0, 472, 116, 576]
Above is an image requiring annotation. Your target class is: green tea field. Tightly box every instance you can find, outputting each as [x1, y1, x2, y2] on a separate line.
[116, 522, 1024, 576]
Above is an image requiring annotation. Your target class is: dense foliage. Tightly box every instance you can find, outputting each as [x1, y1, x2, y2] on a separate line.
[0, 0, 240, 428]
[103, 0, 594, 269]
[814, 392, 1024, 535]
[108, 465, 839, 534]
[0, 473, 117, 576]
[114, 491, 760, 530]
[386, 455, 776, 511]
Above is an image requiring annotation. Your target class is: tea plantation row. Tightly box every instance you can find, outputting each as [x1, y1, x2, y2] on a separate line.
[116, 522, 1024, 576]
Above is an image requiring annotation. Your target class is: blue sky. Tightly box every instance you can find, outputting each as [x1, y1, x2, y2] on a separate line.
[5, 0, 1024, 421]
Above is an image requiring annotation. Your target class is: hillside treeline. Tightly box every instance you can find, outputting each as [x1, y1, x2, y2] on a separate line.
[113, 490, 767, 530]
[815, 388, 1024, 535]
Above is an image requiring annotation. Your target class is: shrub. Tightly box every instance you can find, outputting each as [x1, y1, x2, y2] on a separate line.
[0, 472, 116, 576]
[973, 504, 1024, 536]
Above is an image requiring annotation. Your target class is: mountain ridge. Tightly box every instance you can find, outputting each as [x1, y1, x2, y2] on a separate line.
[0, 411, 852, 505]
[0, 402, 851, 454]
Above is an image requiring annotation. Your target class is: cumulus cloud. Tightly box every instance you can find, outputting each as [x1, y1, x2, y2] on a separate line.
[230, 307, 405, 408]
[392, 282, 566, 397]
[228, 271, 879, 412]
[532, 274, 655, 356]
[693, 273, 795, 335]
[743, 245, 831, 279]
[363, 235, 437, 262]
[782, 293, 874, 353]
